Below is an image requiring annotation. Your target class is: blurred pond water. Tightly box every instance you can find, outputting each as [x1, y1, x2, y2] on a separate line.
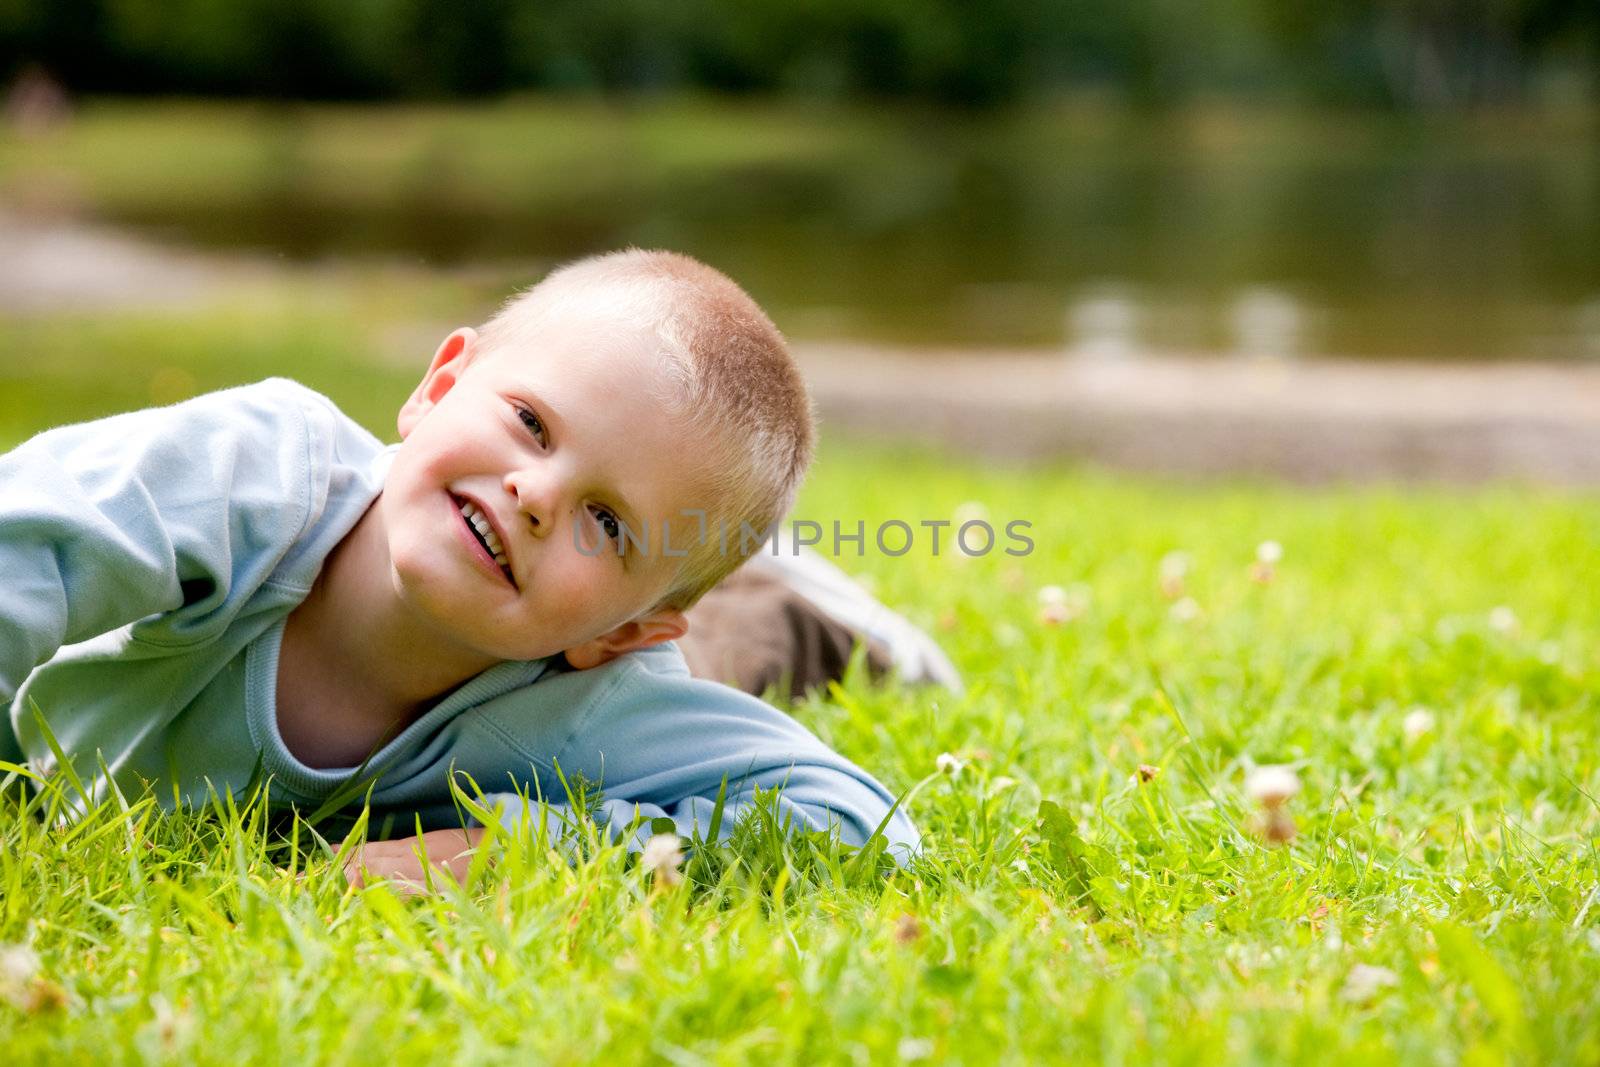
[2, 99, 1596, 361]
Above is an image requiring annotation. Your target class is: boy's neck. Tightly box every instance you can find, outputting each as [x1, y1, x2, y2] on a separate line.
[283, 499, 500, 734]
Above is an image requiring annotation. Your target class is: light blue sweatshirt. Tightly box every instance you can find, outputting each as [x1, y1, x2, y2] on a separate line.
[0, 379, 918, 855]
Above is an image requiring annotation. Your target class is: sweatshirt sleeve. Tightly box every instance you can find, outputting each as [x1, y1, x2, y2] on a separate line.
[481, 650, 920, 862]
[0, 380, 323, 703]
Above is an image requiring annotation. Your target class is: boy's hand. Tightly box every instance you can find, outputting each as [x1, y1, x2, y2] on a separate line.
[342, 827, 488, 894]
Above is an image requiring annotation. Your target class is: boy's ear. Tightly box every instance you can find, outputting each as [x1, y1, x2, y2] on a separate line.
[397, 327, 479, 439]
[562, 608, 689, 671]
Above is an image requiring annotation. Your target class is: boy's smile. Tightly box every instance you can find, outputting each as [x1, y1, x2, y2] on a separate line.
[374, 313, 709, 673]
[450, 490, 517, 588]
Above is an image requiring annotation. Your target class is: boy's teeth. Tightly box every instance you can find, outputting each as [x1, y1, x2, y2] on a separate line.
[458, 498, 511, 576]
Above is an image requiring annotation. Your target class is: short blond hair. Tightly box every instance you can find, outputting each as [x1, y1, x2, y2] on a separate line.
[478, 249, 813, 610]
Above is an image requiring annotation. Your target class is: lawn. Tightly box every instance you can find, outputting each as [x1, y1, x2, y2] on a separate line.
[2, 302, 1599, 1064]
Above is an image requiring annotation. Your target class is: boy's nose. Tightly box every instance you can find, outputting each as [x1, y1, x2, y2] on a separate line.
[503, 469, 560, 538]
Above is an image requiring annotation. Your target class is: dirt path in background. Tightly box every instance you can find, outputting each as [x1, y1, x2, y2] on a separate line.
[5, 211, 1598, 485]
[0, 210, 270, 311]
[797, 343, 1600, 485]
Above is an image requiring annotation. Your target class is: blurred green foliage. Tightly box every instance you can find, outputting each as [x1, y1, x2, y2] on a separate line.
[4, 99, 1594, 358]
[0, 0, 1595, 108]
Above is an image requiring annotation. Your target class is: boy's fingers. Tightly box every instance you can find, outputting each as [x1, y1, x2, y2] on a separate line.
[333, 830, 485, 894]
[342, 841, 389, 889]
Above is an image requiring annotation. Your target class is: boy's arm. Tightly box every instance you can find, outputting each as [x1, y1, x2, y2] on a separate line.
[0, 384, 321, 703]
[478, 651, 921, 862]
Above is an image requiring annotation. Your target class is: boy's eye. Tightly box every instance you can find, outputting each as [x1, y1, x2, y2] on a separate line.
[590, 505, 623, 548]
[515, 405, 547, 445]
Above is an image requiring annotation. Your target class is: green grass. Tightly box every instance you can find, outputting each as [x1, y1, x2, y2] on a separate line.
[3, 306, 1599, 1064]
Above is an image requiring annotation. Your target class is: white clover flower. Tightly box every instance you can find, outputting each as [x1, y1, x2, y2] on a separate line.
[1340, 963, 1399, 1003]
[640, 833, 684, 887]
[1246, 764, 1302, 845]
[952, 500, 989, 527]
[0, 945, 39, 987]
[1488, 605, 1519, 635]
[0, 944, 40, 1010]
[1245, 765, 1301, 808]
[935, 752, 963, 777]
[1159, 551, 1191, 582]
[1169, 596, 1202, 622]
[1037, 584, 1089, 625]
[1402, 708, 1435, 743]
[1256, 540, 1283, 565]
[898, 1037, 935, 1061]
[148, 991, 194, 1047]
[1158, 551, 1191, 598]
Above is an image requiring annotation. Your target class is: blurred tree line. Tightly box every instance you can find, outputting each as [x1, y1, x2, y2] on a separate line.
[2, 0, 1595, 109]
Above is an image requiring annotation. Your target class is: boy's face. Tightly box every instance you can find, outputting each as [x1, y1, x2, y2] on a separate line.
[378, 311, 708, 670]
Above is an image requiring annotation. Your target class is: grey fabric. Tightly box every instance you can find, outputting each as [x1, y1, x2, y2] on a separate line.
[680, 565, 892, 700]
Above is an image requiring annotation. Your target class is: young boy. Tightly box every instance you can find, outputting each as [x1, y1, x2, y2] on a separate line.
[0, 250, 925, 885]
